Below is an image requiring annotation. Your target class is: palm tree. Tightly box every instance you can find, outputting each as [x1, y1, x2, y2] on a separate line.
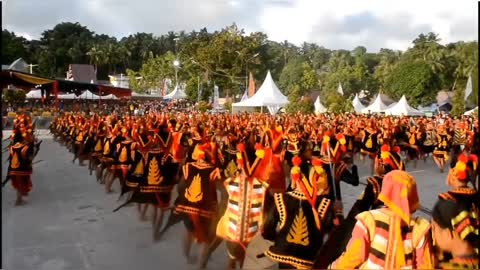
[86, 45, 104, 67]
[451, 42, 477, 90]
[117, 44, 131, 71]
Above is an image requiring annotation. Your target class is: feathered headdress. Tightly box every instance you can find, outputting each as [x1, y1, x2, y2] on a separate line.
[378, 144, 404, 172]
[451, 154, 478, 182]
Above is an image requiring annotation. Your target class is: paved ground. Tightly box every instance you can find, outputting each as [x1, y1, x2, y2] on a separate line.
[2, 132, 449, 270]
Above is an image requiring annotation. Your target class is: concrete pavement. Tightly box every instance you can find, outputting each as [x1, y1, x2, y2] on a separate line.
[2, 135, 448, 270]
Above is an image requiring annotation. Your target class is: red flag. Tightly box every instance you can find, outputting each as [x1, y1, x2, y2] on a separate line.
[248, 72, 255, 97]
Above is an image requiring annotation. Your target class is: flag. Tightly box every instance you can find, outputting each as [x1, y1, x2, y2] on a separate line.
[337, 82, 344, 96]
[248, 72, 256, 97]
[464, 75, 472, 101]
[213, 84, 220, 109]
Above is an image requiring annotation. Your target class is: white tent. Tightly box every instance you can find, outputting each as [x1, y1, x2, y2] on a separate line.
[314, 96, 327, 114]
[361, 93, 390, 114]
[240, 89, 249, 101]
[386, 102, 397, 109]
[352, 93, 365, 113]
[163, 85, 187, 100]
[464, 107, 478, 116]
[26, 89, 43, 99]
[77, 90, 100, 100]
[102, 94, 118, 100]
[58, 93, 77, 100]
[232, 71, 288, 115]
[384, 95, 425, 116]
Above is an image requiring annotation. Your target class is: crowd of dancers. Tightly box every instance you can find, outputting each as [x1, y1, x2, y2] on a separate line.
[5, 110, 480, 269]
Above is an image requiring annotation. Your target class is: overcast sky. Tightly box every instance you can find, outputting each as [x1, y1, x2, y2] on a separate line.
[3, 0, 478, 52]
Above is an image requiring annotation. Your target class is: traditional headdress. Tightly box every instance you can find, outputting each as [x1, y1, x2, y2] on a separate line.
[449, 153, 478, 183]
[320, 132, 346, 163]
[192, 143, 207, 161]
[378, 170, 420, 268]
[376, 144, 404, 173]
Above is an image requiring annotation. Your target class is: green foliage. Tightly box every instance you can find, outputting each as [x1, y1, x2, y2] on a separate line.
[197, 101, 212, 112]
[2, 30, 28, 65]
[223, 100, 232, 111]
[285, 85, 314, 114]
[185, 76, 200, 102]
[3, 25, 478, 111]
[384, 60, 440, 107]
[3, 89, 26, 106]
[323, 91, 353, 113]
[279, 59, 318, 97]
[451, 86, 465, 117]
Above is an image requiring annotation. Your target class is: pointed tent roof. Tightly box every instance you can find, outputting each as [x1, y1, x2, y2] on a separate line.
[102, 94, 118, 100]
[384, 95, 425, 116]
[163, 85, 187, 100]
[232, 71, 288, 107]
[361, 93, 390, 113]
[78, 90, 100, 100]
[240, 89, 248, 101]
[464, 106, 478, 116]
[58, 93, 77, 100]
[314, 96, 327, 114]
[352, 93, 365, 113]
[26, 89, 42, 99]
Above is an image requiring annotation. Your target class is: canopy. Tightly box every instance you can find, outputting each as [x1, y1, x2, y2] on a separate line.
[77, 90, 100, 100]
[232, 71, 288, 115]
[464, 107, 478, 116]
[102, 94, 118, 100]
[314, 96, 327, 114]
[352, 93, 365, 113]
[163, 85, 187, 100]
[361, 93, 391, 114]
[384, 95, 425, 116]
[58, 93, 76, 100]
[240, 89, 248, 101]
[417, 103, 438, 112]
[26, 89, 43, 99]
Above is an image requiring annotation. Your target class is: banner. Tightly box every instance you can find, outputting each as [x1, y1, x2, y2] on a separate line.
[248, 72, 256, 97]
[213, 84, 219, 109]
[465, 75, 472, 101]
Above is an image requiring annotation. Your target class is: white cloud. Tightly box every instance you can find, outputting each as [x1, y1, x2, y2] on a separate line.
[3, 0, 477, 52]
[259, 0, 477, 51]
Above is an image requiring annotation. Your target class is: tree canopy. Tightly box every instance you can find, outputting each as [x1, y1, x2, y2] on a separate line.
[2, 23, 478, 113]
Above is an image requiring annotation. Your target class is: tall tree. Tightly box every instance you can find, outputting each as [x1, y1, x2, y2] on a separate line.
[2, 30, 29, 65]
[384, 60, 440, 106]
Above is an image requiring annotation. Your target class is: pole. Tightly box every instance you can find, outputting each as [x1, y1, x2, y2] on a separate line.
[53, 81, 59, 108]
[197, 76, 200, 103]
[175, 69, 178, 87]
